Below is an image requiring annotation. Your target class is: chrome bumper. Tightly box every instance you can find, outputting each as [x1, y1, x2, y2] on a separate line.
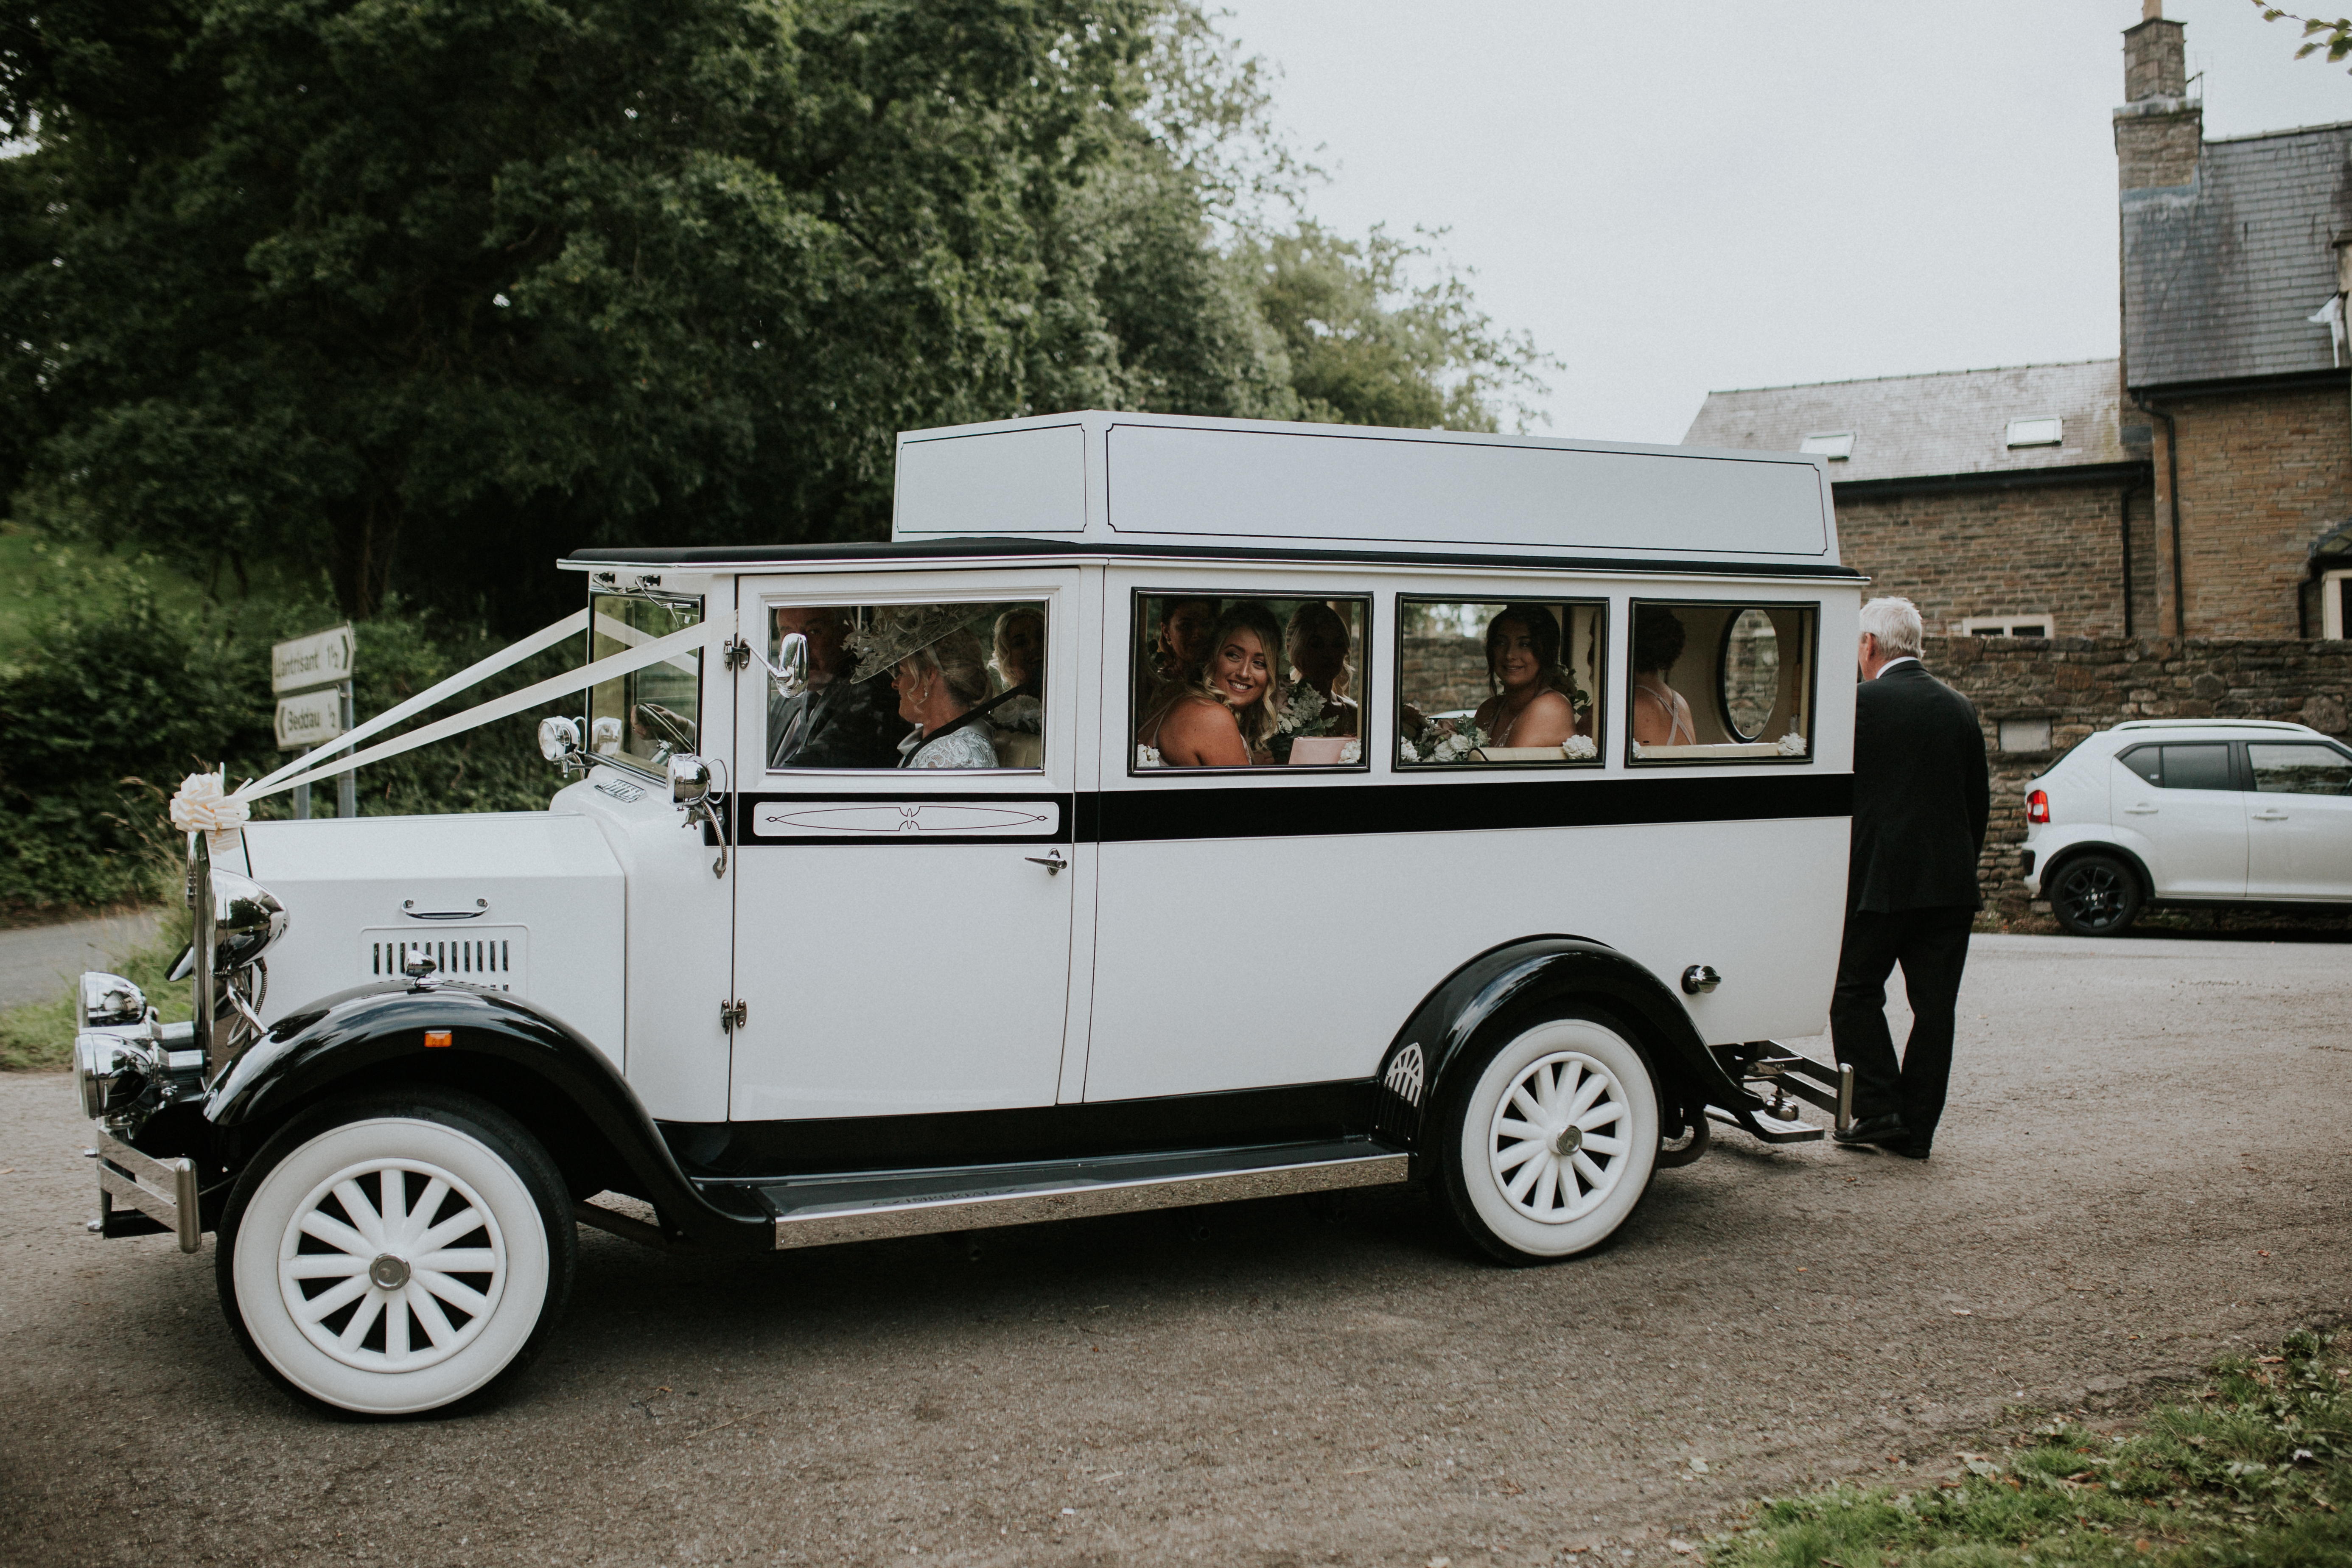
[88, 1123, 202, 1254]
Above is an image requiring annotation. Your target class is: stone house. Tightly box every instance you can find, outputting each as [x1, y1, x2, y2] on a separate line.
[1685, 2, 2351, 644]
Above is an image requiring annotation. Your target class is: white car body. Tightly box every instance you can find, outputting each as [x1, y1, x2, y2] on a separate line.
[2022, 719, 2352, 922]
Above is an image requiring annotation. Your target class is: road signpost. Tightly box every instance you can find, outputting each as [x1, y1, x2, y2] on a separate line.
[271, 625, 357, 820]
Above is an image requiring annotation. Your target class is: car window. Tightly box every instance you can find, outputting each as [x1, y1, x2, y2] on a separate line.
[1396, 599, 1603, 766]
[1131, 593, 1370, 770]
[2158, 743, 2234, 791]
[1624, 601, 1818, 763]
[2248, 742, 2352, 796]
[590, 591, 703, 773]
[764, 600, 1046, 771]
[2117, 745, 2162, 787]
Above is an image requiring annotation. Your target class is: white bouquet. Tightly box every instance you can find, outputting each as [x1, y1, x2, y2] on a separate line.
[1777, 730, 1808, 756]
[1563, 735, 1597, 760]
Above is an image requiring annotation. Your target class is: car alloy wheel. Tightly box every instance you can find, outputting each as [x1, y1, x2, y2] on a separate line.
[2050, 852, 2140, 937]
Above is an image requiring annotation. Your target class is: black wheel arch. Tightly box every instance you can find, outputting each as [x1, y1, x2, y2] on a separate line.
[201, 982, 772, 1254]
[1369, 936, 1763, 1159]
[2042, 843, 2153, 903]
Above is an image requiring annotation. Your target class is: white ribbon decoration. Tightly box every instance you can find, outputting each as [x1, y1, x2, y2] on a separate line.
[235, 611, 734, 805]
[169, 771, 252, 854]
[241, 608, 592, 798]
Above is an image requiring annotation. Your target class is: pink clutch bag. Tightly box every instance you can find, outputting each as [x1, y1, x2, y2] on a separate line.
[1287, 736, 1354, 766]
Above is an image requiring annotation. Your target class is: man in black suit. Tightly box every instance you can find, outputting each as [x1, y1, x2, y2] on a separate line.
[1830, 596, 1990, 1161]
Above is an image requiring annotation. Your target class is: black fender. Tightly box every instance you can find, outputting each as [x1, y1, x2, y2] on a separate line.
[1369, 937, 1766, 1155]
[202, 981, 772, 1254]
[2039, 841, 2154, 903]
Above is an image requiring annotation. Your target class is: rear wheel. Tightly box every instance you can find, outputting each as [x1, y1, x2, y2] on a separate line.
[2049, 852, 2142, 937]
[1434, 1013, 1661, 1264]
[216, 1089, 575, 1417]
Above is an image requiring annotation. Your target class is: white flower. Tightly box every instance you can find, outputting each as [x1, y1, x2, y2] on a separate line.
[170, 771, 250, 853]
[1631, 741, 1647, 759]
[1339, 738, 1361, 764]
[1777, 730, 1808, 756]
[1562, 735, 1597, 760]
[1398, 738, 1420, 762]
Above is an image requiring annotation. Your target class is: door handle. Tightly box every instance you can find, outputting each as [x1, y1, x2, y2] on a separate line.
[1025, 850, 1067, 875]
[2123, 804, 2159, 815]
[2252, 810, 2289, 821]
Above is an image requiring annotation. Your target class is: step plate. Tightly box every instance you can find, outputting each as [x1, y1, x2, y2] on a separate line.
[762, 1148, 1411, 1250]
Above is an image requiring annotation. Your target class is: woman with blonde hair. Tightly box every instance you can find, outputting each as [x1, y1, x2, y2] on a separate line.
[989, 605, 1046, 736]
[846, 607, 1001, 768]
[1136, 601, 1284, 767]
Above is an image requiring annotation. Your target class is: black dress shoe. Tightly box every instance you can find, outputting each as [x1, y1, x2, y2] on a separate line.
[1890, 1141, 1931, 1161]
[1833, 1113, 1909, 1148]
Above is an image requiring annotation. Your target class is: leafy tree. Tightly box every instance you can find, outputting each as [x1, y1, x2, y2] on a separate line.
[2253, 4, 2352, 73]
[0, 0, 1553, 639]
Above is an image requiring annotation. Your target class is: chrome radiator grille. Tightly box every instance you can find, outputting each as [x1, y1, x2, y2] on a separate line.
[360, 927, 529, 992]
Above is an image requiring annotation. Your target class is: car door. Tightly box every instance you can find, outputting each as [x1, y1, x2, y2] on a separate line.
[2244, 740, 2352, 900]
[2110, 741, 2246, 898]
[726, 567, 1091, 1121]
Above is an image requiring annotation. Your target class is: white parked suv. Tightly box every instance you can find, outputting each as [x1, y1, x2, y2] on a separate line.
[2022, 719, 2352, 935]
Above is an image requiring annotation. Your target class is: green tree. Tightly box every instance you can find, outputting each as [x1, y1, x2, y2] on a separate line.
[1, 0, 1553, 636]
[2253, 4, 2352, 73]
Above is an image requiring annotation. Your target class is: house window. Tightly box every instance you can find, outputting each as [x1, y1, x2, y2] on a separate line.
[1956, 615, 2054, 639]
[2322, 569, 2352, 639]
[1799, 431, 1854, 460]
[2005, 417, 2063, 448]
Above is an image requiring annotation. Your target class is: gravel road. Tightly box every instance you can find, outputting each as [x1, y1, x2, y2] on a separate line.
[1, 932, 2344, 1568]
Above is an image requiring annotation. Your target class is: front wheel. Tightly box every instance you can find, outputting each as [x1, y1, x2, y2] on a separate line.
[1434, 1013, 1661, 1264]
[216, 1089, 576, 1417]
[2049, 852, 2141, 937]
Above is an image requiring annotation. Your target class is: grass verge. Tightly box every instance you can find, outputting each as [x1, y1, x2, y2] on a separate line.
[1705, 1329, 2351, 1567]
[0, 910, 193, 1070]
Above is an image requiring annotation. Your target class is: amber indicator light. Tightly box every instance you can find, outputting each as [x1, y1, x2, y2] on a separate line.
[423, 1030, 453, 1049]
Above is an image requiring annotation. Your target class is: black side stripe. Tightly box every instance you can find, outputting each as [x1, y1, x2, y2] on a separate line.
[734, 774, 1852, 846]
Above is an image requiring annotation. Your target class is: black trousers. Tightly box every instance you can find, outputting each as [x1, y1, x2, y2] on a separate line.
[1828, 906, 1975, 1148]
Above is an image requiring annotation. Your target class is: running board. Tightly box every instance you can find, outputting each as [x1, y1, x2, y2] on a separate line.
[752, 1139, 1411, 1250]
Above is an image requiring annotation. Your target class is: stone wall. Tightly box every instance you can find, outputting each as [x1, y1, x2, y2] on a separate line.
[2151, 384, 2352, 639]
[1925, 632, 2352, 922]
[1400, 635, 1491, 714]
[1837, 479, 2157, 640]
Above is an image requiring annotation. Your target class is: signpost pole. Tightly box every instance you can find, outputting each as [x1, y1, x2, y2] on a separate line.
[336, 681, 356, 819]
[294, 750, 311, 821]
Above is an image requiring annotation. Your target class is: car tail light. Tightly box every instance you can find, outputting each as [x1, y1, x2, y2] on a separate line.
[2026, 788, 2050, 825]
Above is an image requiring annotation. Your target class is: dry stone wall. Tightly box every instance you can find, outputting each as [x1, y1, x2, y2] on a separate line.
[1925, 633, 2352, 922]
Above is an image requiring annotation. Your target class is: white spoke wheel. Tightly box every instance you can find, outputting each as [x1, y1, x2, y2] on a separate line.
[1437, 1015, 1661, 1263]
[217, 1092, 574, 1416]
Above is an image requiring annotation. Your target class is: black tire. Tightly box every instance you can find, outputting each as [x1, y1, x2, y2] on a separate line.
[2049, 851, 2142, 937]
[215, 1088, 577, 1417]
[1431, 1008, 1662, 1266]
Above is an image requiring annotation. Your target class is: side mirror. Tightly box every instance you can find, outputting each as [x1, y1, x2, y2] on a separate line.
[778, 632, 809, 697]
[80, 972, 147, 1029]
[669, 753, 712, 808]
[538, 715, 582, 762]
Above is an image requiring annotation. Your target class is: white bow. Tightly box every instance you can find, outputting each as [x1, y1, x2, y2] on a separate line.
[169, 772, 251, 854]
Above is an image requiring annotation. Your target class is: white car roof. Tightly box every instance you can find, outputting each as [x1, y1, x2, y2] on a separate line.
[2108, 719, 2322, 734]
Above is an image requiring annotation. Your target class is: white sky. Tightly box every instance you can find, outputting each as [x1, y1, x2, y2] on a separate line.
[1221, 0, 2352, 444]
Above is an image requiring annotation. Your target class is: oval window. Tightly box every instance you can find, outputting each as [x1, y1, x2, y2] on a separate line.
[1719, 609, 1780, 741]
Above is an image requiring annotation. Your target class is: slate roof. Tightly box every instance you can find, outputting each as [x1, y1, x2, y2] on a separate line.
[2123, 120, 2352, 389]
[1681, 360, 2132, 484]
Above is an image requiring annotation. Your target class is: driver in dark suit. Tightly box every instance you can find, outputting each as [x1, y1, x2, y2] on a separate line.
[767, 606, 908, 769]
[1830, 596, 1990, 1162]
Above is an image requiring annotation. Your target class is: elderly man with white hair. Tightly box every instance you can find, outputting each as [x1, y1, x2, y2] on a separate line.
[1830, 596, 1990, 1162]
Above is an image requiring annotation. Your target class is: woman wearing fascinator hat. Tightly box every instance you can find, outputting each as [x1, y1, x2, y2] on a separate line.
[846, 606, 1002, 769]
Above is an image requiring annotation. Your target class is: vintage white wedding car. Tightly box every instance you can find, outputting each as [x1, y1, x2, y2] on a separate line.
[73, 410, 1862, 1415]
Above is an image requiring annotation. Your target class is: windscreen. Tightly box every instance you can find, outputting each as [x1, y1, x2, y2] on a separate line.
[588, 592, 703, 773]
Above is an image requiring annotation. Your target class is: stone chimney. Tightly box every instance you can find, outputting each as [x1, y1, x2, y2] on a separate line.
[2115, 0, 2201, 191]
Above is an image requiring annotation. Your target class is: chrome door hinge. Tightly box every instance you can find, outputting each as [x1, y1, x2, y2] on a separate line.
[720, 999, 748, 1033]
[722, 636, 752, 672]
